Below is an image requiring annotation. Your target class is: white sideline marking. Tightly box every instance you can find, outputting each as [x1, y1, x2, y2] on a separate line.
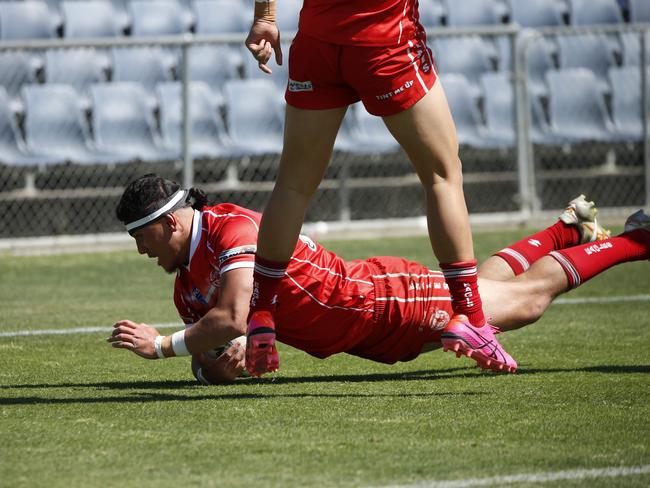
[381, 465, 650, 488]
[1, 294, 649, 339]
[0, 323, 179, 338]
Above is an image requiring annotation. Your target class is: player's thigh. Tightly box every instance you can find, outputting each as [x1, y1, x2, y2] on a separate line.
[382, 81, 461, 184]
[277, 104, 347, 192]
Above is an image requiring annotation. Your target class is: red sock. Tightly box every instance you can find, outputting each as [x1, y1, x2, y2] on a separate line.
[250, 256, 289, 313]
[440, 260, 486, 327]
[549, 230, 649, 288]
[494, 221, 581, 275]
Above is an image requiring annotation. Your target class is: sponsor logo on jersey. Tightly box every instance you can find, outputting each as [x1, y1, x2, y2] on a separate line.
[528, 239, 542, 247]
[218, 245, 257, 265]
[584, 241, 613, 256]
[429, 308, 450, 331]
[288, 79, 314, 92]
[376, 80, 414, 101]
[192, 286, 208, 305]
[299, 234, 317, 251]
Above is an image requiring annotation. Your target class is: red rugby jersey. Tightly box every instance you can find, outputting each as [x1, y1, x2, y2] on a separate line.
[173, 204, 377, 359]
[297, 0, 423, 46]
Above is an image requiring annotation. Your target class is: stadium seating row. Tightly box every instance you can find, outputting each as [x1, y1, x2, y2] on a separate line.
[0, 0, 647, 42]
[1, 64, 646, 167]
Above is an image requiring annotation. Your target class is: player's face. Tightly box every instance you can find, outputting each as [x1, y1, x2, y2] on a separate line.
[132, 217, 181, 273]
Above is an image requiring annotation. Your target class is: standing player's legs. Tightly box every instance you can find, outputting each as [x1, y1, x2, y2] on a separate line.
[246, 105, 347, 376]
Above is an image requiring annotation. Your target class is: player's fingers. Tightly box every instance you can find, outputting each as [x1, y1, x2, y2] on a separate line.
[110, 341, 135, 350]
[258, 62, 272, 74]
[274, 42, 283, 66]
[113, 320, 137, 329]
[109, 332, 136, 345]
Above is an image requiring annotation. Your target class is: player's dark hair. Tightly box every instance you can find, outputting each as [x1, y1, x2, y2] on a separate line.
[116, 174, 208, 226]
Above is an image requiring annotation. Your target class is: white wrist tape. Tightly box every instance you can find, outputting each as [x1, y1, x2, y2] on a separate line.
[154, 335, 165, 359]
[171, 329, 190, 356]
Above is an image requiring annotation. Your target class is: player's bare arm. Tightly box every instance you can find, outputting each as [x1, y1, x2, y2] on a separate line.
[108, 267, 253, 359]
[245, 0, 283, 74]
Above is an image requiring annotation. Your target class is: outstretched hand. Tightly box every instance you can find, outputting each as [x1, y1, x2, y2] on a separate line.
[107, 319, 161, 359]
[245, 19, 283, 74]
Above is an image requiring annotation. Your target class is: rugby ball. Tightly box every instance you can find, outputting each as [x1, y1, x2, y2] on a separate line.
[203, 335, 247, 359]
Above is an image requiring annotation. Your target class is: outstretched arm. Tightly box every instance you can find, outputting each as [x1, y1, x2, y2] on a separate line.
[108, 267, 253, 358]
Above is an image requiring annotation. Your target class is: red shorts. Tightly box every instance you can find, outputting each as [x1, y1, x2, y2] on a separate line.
[285, 31, 438, 116]
[276, 255, 453, 364]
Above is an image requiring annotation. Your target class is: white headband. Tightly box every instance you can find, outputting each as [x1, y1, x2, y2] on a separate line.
[125, 189, 187, 233]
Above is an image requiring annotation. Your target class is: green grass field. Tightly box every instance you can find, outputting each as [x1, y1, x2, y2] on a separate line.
[1, 230, 649, 487]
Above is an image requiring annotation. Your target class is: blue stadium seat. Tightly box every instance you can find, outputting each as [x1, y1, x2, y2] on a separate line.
[91, 82, 179, 162]
[446, 0, 505, 26]
[241, 43, 290, 93]
[61, 0, 122, 37]
[557, 34, 617, 92]
[480, 72, 516, 148]
[43, 0, 64, 31]
[22, 84, 117, 165]
[440, 74, 487, 147]
[0, 1, 55, 40]
[546, 68, 617, 142]
[112, 47, 174, 94]
[194, 0, 248, 34]
[570, 0, 623, 24]
[621, 32, 650, 66]
[157, 81, 233, 158]
[223, 79, 284, 154]
[609, 66, 644, 141]
[433, 37, 494, 94]
[45, 49, 108, 106]
[510, 0, 565, 27]
[0, 52, 39, 112]
[418, 0, 446, 27]
[130, 0, 190, 36]
[630, 0, 650, 22]
[110, 0, 131, 31]
[0, 87, 53, 166]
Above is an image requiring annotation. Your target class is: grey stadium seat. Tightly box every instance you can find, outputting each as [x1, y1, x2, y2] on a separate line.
[524, 34, 556, 97]
[45, 49, 108, 105]
[480, 72, 516, 148]
[178, 45, 241, 105]
[61, 0, 122, 37]
[418, 0, 445, 28]
[0, 87, 54, 166]
[130, 0, 190, 36]
[446, 0, 505, 26]
[569, 0, 623, 25]
[557, 34, 617, 92]
[440, 74, 487, 148]
[157, 81, 233, 158]
[223, 79, 284, 155]
[0, 1, 55, 40]
[510, 0, 565, 27]
[621, 32, 650, 66]
[91, 82, 180, 162]
[351, 106, 400, 154]
[433, 37, 494, 94]
[630, 0, 650, 22]
[0, 52, 39, 112]
[194, 0, 249, 34]
[112, 47, 174, 93]
[609, 66, 645, 141]
[546, 68, 617, 142]
[22, 84, 117, 165]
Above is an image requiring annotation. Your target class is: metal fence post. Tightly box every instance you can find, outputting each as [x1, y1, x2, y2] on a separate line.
[181, 35, 193, 189]
[513, 28, 537, 220]
[643, 28, 650, 208]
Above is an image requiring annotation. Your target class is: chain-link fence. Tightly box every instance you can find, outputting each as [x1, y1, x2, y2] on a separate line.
[0, 20, 648, 240]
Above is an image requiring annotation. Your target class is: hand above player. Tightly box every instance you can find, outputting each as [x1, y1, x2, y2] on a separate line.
[245, 19, 283, 74]
[107, 319, 160, 359]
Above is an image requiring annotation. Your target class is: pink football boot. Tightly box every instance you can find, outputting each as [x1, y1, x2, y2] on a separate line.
[441, 315, 518, 373]
[246, 310, 280, 377]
